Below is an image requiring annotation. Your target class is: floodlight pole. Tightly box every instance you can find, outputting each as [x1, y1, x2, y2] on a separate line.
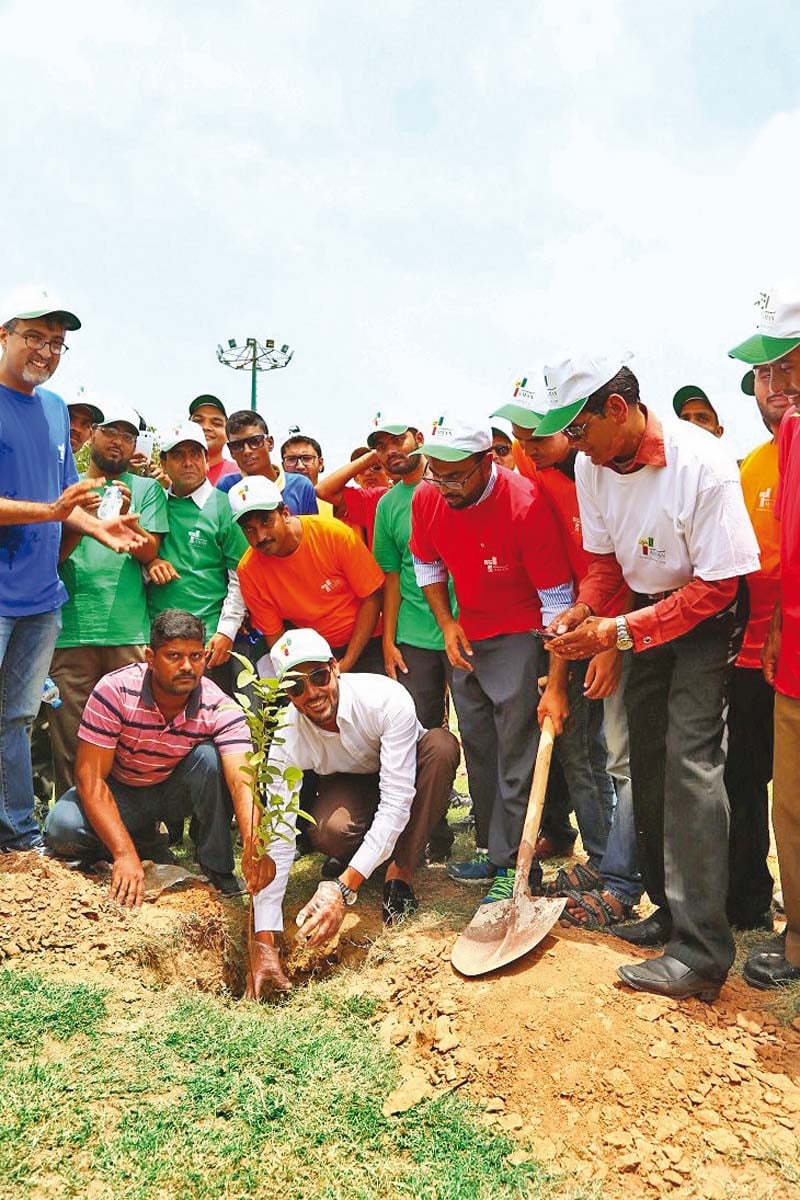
[216, 336, 295, 412]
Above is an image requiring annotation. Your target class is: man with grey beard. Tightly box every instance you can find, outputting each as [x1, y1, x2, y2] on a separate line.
[0, 288, 146, 852]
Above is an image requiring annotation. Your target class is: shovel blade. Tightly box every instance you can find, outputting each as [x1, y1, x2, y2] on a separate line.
[141, 862, 199, 900]
[451, 893, 566, 977]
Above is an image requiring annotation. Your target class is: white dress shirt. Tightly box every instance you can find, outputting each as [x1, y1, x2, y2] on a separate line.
[253, 673, 424, 932]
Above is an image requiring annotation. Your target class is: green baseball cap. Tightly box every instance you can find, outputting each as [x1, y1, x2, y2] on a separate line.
[414, 414, 493, 462]
[3, 285, 81, 331]
[729, 292, 800, 365]
[533, 353, 631, 437]
[491, 375, 544, 430]
[366, 412, 415, 448]
[189, 394, 227, 417]
[672, 385, 712, 417]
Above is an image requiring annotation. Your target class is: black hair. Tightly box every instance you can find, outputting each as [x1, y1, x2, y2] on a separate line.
[150, 609, 206, 649]
[282, 434, 322, 458]
[584, 366, 641, 415]
[226, 410, 269, 438]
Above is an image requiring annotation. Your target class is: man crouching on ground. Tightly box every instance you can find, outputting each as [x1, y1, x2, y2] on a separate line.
[247, 628, 460, 1000]
[45, 609, 274, 903]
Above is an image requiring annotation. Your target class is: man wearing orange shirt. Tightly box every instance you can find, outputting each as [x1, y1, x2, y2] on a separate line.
[229, 476, 384, 673]
[724, 365, 787, 931]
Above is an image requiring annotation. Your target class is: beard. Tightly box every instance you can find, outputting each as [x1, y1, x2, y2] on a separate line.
[91, 448, 132, 476]
[21, 362, 54, 386]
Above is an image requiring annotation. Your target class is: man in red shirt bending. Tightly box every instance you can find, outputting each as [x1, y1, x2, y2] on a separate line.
[409, 414, 574, 906]
[729, 292, 800, 989]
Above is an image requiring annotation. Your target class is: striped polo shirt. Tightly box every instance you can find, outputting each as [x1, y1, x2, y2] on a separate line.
[78, 662, 251, 787]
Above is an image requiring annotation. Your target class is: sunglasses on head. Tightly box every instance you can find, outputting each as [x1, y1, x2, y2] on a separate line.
[283, 664, 333, 697]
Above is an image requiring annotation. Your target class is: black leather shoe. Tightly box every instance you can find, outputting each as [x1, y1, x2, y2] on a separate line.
[729, 910, 774, 932]
[743, 950, 800, 990]
[382, 880, 419, 926]
[611, 907, 672, 947]
[321, 856, 347, 880]
[202, 868, 246, 897]
[617, 954, 723, 1002]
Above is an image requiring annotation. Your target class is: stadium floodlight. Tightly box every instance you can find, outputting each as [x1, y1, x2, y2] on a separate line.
[216, 335, 295, 411]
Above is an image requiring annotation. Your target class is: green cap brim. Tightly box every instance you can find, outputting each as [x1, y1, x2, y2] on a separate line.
[741, 371, 755, 396]
[672, 385, 709, 416]
[189, 395, 226, 417]
[16, 306, 81, 331]
[233, 501, 280, 524]
[490, 403, 544, 429]
[68, 402, 105, 424]
[728, 334, 800, 365]
[366, 423, 411, 448]
[413, 444, 473, 462]
[532, 396, 589, 437]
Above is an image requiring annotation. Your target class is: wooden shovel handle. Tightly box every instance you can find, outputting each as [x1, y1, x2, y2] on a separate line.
[513, 716, 555, 900]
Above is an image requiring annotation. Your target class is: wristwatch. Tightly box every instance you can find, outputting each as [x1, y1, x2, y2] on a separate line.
[333, 879, 358, 906]
[615, 615, 634, 651]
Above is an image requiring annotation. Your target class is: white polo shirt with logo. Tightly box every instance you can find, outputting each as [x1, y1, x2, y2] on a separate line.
[575, 417, 760, 595]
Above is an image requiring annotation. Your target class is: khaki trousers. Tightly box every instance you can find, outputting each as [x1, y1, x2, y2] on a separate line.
[773, 691, 800, 966]
[307, 728, 459, 876]
[48, 645, 146, 799]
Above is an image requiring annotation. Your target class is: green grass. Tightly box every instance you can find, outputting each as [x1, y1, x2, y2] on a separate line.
[0, 968, 586, 1200]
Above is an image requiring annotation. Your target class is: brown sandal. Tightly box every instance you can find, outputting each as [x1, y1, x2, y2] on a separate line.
[559, 888, 633, 930]
[544, 862, 604, 897]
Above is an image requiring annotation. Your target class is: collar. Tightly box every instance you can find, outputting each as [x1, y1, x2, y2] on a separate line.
[140, 668, 202, 719]
[474, 462, 498, 506]
[608, 405, 666, 474]
[168, 478, 214, 509]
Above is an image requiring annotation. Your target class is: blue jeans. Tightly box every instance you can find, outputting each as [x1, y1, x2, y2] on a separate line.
[0, 609, 62, 850]
[44, 742, 235, 873]
[598, 655, 642, 905]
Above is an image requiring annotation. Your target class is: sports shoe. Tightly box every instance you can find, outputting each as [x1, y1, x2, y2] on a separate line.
[480, 867, 516, 904]
[446, 851, 496, 883]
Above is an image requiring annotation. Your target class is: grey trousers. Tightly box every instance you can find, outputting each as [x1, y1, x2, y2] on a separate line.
[625, 604, 736, 980]
[395, 643, 452, 730]
[451, 632, 543, 869]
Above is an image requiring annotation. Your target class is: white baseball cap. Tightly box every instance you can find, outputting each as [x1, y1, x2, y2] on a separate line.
[366, 411, 417, 448]
[227, 474, 284, 522]
[490, 374, 545, 429]
[98, 403, 142, 436]
[2, 285, 81, 331]
[68, 390, 105, 425]
[413, 413, 493, 462]
[533, 353, 633, 437]
[728, 290, 800, 366]
[271, 628, 334, 680]
[160, 421, 209, 454]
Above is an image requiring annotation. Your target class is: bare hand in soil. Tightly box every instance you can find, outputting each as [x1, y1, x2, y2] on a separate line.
[295, 881, 346, 947]
[109, 851, 145, 908]
[241, 841, 276, 894]
[245, 938, 291, 999]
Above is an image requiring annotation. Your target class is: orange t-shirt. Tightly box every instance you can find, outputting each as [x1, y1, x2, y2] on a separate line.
[737, 439, 780, 669]
[237, 516, 385, 647]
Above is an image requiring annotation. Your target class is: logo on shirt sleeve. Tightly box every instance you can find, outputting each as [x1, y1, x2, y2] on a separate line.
[637, 536, 666, 563]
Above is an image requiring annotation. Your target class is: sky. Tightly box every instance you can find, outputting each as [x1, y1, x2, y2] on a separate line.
[3, 0, 799, 464]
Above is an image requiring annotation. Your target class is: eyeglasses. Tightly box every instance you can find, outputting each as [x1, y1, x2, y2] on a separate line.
[228, 434, 267, 454]
[562, 412, 601, 442]
[97, 425, 137, 444]
[283, 453, 318, 467]
[10, 330, 68, 356]
[423, 459, 485, 493]
[492, 443, 512, 457]
[283, 665, 332, 697]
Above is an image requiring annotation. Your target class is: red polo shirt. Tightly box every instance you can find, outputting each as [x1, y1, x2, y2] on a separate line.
[409, 468, 571, 640]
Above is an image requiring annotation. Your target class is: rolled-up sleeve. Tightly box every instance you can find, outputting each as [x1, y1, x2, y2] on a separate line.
[413, 554, 448, 587]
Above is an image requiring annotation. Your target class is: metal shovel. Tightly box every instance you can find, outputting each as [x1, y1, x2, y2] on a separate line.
[451, 716, 566, 977]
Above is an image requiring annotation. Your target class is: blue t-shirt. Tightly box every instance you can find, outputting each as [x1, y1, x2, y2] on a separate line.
[216, 469, 318, 515]
[0, 384, 78, 617]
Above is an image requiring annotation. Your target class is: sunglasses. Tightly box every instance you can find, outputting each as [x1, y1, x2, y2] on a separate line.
[283, 664, 333, 697]
[228, 434, 267, 454]
[492, 443, 512, 457]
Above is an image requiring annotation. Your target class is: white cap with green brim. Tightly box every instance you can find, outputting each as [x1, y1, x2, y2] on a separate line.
[98, 403, 142, 436]
[160, 421, 208, 453]
[533, 353, 633, 437]
[271, 628, 333, 680]
[228, 474, 283, 522]
[366, 411, 416, 448]
[2, 285, 81, 331]
[491, 374, 545, 429]
[68, 392, 105, 425]
[413, 413, 493, 462]
[728, 291, 800, 366]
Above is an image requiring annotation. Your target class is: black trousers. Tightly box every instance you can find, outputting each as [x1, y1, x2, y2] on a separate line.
[724, 666, 775, 924]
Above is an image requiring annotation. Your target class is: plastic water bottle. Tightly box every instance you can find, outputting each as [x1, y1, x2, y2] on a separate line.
[97, 483, 123, 520]
[42, 676, 62, 709]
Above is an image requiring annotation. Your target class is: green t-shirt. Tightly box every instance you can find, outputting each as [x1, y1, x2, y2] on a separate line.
[372, 478, 456, 651]
[57, 473, 170, 648]
[147, 486, 248, 634]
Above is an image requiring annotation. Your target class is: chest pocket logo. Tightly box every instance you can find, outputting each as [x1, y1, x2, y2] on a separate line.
[188, 529, 209, 548]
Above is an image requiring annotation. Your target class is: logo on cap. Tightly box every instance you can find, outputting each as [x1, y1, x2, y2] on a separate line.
[281, 637, 292, 657]
[431, 416, 453, 438]
[756, 291, 776, 326]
